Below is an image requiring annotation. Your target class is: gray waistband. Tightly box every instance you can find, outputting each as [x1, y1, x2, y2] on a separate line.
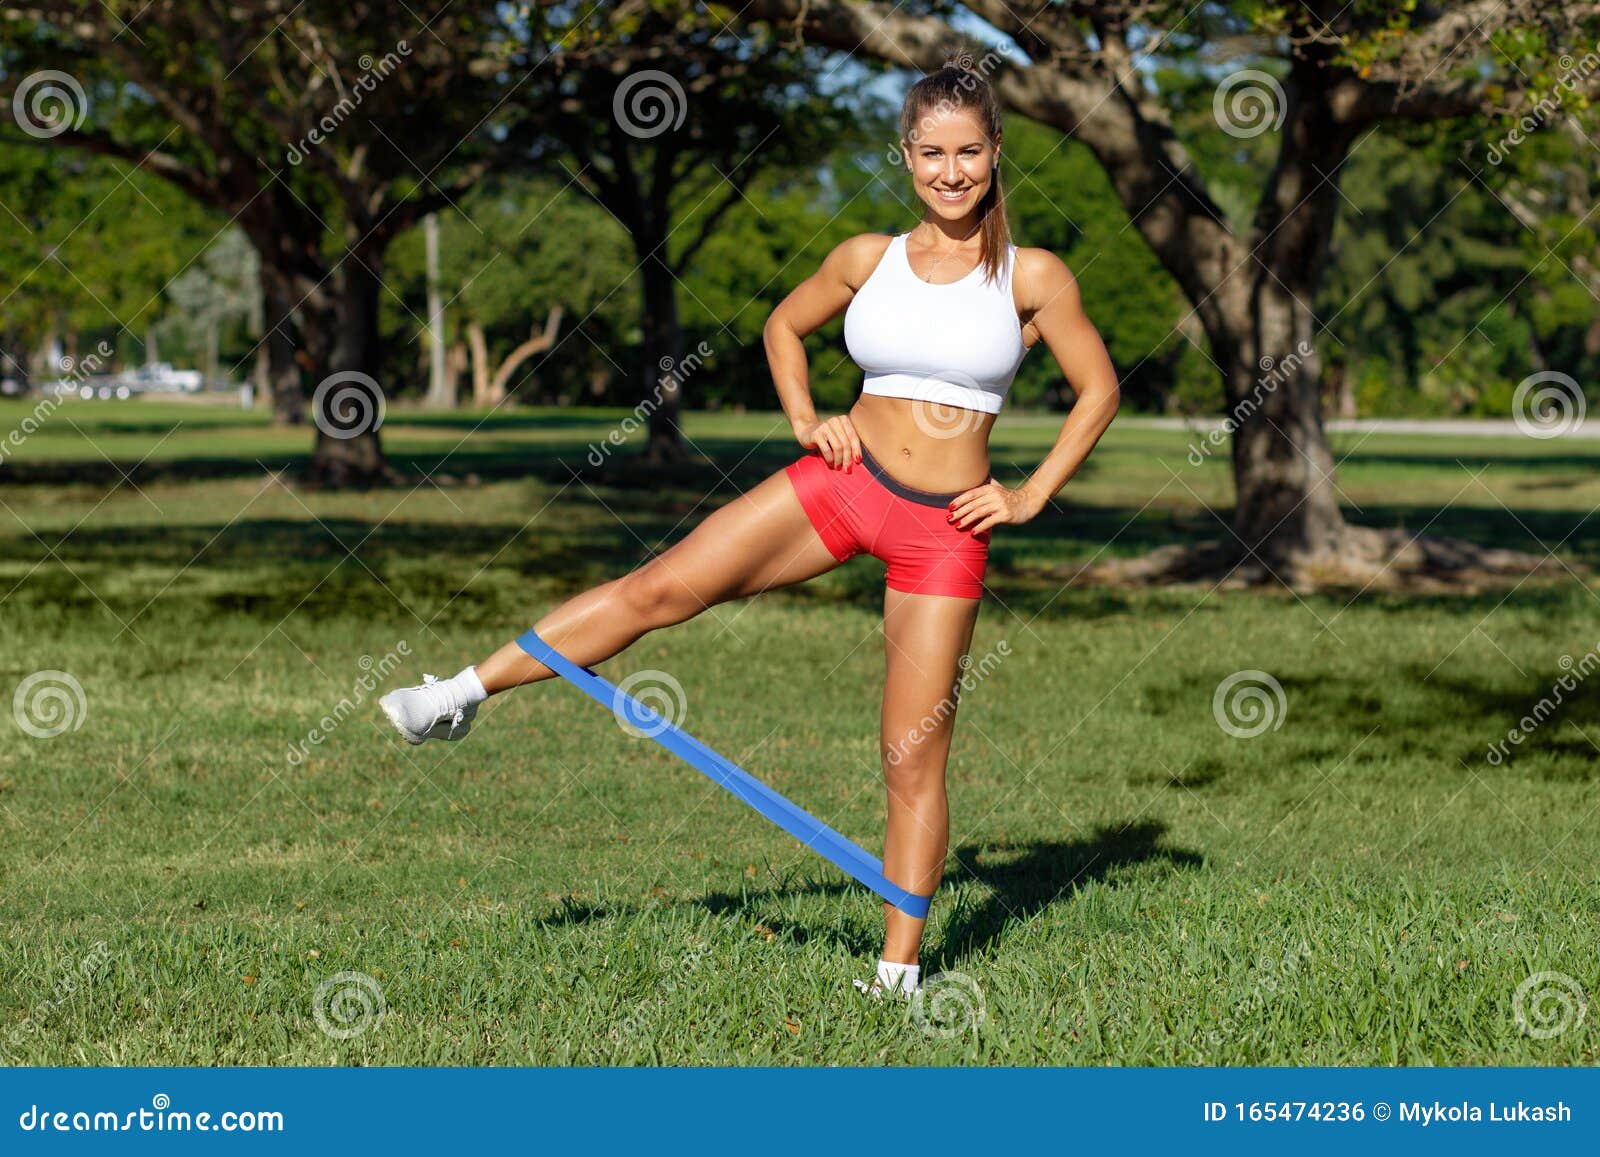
[858, 443, 967, 506]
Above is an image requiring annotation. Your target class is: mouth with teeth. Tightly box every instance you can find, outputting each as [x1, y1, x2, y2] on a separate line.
[934, 187, 971, 202]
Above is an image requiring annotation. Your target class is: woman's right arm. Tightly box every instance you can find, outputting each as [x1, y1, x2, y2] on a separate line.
[762, 236, 869, 468]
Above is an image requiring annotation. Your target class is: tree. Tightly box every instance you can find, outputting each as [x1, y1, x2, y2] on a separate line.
[385, 176, 636, 408]
[1, 0, 557, 484]
[527, 0, 861, 462]
[729, 0, 1600, 587]
[0, 137, 215, 385]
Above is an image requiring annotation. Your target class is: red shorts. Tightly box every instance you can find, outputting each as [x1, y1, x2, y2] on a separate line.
[784, 444, 990, 599]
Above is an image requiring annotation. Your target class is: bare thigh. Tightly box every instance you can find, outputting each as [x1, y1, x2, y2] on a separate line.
[475, 463, 852, 690]
[631, 463, 849, 614]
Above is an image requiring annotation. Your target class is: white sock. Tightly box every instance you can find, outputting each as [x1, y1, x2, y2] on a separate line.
[877, 958, 920, 993]
[449, 665, 488, 705]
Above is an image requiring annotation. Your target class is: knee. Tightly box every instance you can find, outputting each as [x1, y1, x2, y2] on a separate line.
[882, 742, 948, 799]
[617, 564, 699, 625]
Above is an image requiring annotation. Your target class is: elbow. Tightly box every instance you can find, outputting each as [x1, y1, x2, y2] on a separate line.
[1099, 382, 1122, 421]
[1074, 381, 1119, 422]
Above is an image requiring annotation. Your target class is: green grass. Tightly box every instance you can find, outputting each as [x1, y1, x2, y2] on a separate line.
[1, 397, 1597, 1065]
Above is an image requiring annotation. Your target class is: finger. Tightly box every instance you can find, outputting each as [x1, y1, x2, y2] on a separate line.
[946, 486, 985, 518]
[847, 424, 862, 465]
[818, 431, 838, 467]
[830, 426, 851, 471]
[969, 506, 1004, 534]
[948, 497, 978, 525]
[826, 424, 846, 469]
[949, 486, 995, 524]
[951, 496, 992, 529]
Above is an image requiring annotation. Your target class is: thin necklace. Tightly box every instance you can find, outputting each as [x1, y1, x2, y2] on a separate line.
[910, 226, 980, 284]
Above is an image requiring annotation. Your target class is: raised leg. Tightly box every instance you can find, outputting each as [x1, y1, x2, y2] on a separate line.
[474, 465, 846, 693]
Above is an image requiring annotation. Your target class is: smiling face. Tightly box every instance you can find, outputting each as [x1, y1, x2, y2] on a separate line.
[901, 105, 998, 224]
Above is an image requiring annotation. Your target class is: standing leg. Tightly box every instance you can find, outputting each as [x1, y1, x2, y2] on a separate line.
[877, 587, 982, 966]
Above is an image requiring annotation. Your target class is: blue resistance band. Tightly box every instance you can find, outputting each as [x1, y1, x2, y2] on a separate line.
[515, 628, 932, 919]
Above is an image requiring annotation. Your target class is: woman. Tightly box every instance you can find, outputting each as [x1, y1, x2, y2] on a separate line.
[380, 56, 1120, 1000]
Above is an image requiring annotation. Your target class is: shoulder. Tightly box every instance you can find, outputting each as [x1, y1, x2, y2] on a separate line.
[1011, 245, 1080, 314]
[820, 232, 897, 290]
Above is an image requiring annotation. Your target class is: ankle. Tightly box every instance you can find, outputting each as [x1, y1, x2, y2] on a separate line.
[442, 666, 488, 705]
[876, 958, 921, 993]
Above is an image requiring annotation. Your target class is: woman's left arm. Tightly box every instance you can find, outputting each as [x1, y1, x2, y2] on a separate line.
[949, 250, 1121, 534]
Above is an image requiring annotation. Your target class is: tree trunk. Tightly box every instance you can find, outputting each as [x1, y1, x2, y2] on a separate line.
[304, 251, 390, 487]
[448, 340, 468, 401]
[467, 321, 492, 407]
[487, 305, 563, 405]
[0, 330, 25, 392]
[1215, 50, 1357, 581]
[423, 212, 454, 409]
[639, 245, 686, 464]
[29, 328, 58, 390]
[260, 266, 305, 427]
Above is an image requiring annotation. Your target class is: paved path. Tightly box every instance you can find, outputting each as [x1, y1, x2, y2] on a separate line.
[1114, 416, 1597, 439]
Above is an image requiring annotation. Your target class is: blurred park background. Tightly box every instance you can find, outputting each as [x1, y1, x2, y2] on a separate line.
[1, 2, 1597, 1064]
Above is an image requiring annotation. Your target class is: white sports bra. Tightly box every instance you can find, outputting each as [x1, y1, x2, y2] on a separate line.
[843, 231, 1028, 415]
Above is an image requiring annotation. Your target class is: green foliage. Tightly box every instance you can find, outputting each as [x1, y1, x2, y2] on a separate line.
[1321, 127, 1596, 417]
[384, 177, 638, 400]
[0, 140, 221, 362]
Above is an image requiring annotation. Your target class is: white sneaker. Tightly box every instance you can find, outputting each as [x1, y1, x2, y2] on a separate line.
[379, 672, 480, 744]
[852, 975, 921, 1001]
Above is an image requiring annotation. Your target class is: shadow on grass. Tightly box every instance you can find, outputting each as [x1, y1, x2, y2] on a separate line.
[1139, 655, 1600, 785]
[931, 820, 1205, 968]
[690, 819, 1203, 966]
[5, 425, 1594, 626]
